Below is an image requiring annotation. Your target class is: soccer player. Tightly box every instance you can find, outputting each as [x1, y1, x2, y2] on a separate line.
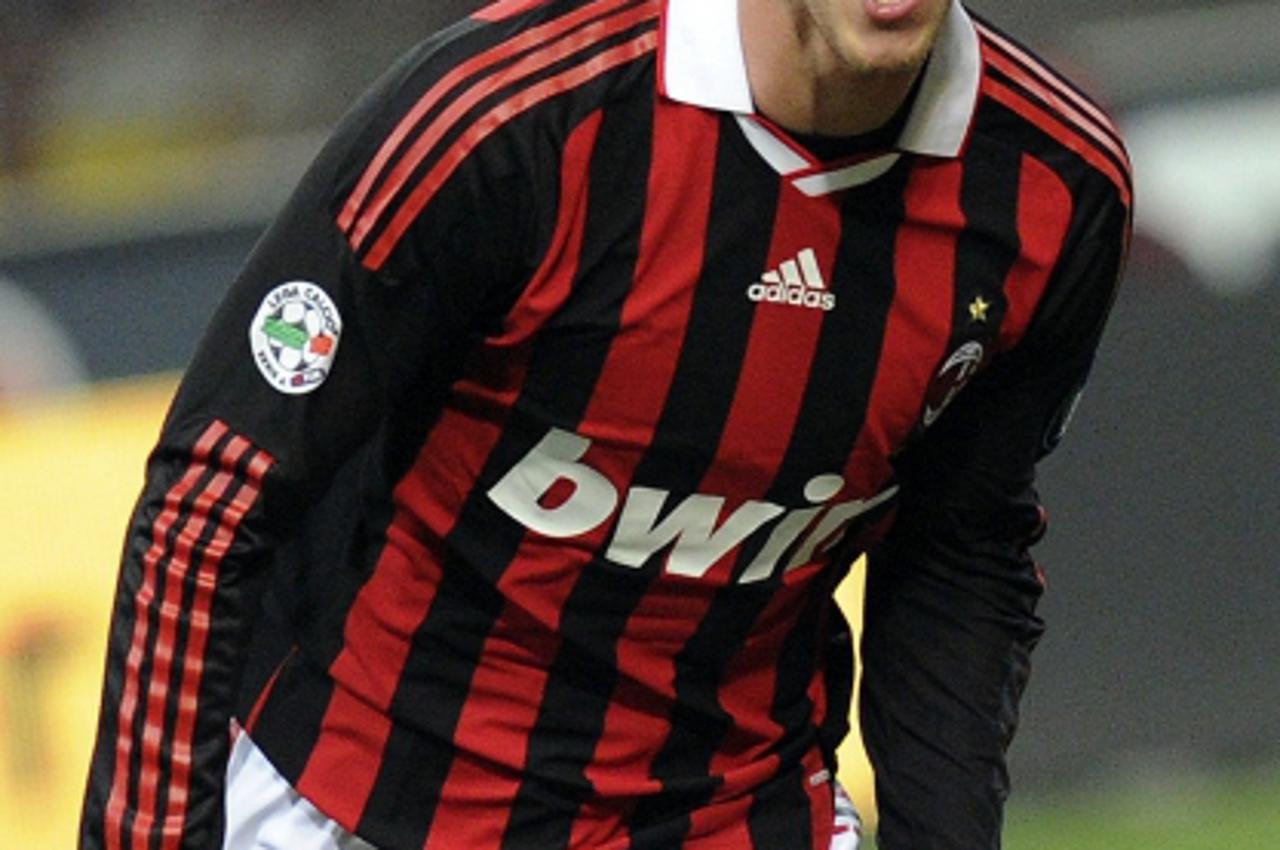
[80, 0, 1132, 848]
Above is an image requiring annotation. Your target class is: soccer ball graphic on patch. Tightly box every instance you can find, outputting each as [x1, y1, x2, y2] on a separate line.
[249, 281, 342, 395]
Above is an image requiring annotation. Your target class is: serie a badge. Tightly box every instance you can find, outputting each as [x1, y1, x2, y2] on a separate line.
[248, 281, 342, 395]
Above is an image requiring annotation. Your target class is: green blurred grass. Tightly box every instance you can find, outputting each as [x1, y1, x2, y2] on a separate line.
[863, 764, 1280, 849]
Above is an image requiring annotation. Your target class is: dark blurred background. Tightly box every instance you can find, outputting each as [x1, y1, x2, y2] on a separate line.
[1, 0, 1277, 843]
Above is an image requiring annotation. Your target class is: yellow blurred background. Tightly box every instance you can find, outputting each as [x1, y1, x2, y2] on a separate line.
[0, 378, 171, 845]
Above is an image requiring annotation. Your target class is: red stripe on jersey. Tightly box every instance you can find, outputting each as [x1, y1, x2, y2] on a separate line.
[573, 105, 720, 447]
[975, 22, 1127, 159]
[297, 411, 516, 828]
[473, 0, 555, 22]
[690, 580, 815, 849]
[846, 160, 966, 496]
[243, 648, 293, 735]
[982, 76, 1132, 207]
[337, 0, 639, 236]
[690, 176, 843, 805]
[700, 181, 842, 515]
[104, 421, 228, 850]
[998, 154, 1074, 352]
[801, 745, 836, 850]
[979, 41, 1130, 180]
[417, 109, 616, 850]
[363, 29, 659, 270]
[595, 182, 842, 847]
[129, 434, 252, 850]
[564, 100, 722, 848]
[427, 99, 722, 850]
[161, 449, 273, 850]
[298, 109, 605, 832]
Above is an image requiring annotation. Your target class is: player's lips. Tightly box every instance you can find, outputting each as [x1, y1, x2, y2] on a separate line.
[863, 0, 925, 25]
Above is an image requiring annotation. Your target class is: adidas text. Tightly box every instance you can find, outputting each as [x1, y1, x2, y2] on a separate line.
[747, 248, 836, 312]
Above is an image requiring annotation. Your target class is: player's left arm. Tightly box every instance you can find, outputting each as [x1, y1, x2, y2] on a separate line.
[858, 179, 1132, 850]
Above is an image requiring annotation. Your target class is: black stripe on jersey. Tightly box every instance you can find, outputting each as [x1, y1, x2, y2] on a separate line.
[501, 112, 780, 850]
[625, 115, 780, 497]
[735, 164, 912, 847]
[245, 649, 341, 781]
[618, 122, 801, 850]
[951, 110, 1025, 353]
[732, 162, 912, 574]
[355, 90, 653, 850]
[746, 570, 844, 850]
[630, 588, 777, 850]
[983, 65, 1131, 199]
[493, 86, 662, 850]
[347, 10, 660, 266]
[788, 164, 912, 476]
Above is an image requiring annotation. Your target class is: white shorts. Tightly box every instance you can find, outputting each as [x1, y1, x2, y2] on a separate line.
[222, 732, 376, 850]
[223, 732, 860, 850]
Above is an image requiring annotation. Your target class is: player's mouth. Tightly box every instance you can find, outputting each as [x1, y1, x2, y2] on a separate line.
[864, 0, 926, 25]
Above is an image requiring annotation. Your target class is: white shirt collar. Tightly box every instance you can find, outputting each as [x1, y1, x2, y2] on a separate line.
[659, 0, 982, 159]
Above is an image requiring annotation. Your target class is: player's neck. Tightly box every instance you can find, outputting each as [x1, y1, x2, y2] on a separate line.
[739, 0, 925, 138]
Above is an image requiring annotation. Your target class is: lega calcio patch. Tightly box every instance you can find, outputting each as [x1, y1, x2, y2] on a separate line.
[249, 282, 342, 395]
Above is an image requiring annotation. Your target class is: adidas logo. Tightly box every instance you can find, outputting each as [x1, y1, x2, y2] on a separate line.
[747, 248, 835, 312]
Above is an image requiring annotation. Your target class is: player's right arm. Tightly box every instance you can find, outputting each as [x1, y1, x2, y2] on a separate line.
[78, 22, 535, 850]
[858, 166, 1131, 849]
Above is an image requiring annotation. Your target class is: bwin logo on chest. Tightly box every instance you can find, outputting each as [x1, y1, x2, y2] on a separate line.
[747, 248, 836, 312]
[487, 428, 897, 583]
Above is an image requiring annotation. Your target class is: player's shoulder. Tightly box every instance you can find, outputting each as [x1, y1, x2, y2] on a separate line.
[330, 0, 663, 200]
[388, 0, 663, 119]
[969, 13, 1133, 209]
[324, 0, 661, 271]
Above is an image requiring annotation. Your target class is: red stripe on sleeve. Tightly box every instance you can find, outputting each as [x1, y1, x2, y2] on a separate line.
[472, 0, 555, 23]
[982, 76, 1132, 207]
[129, 435, 253, 850]
[103, 420, 228, 850]
[337, 0, 640, 237]
[975, 22, 1127, 158]
[362, 29, 658, 270]
[160, 449, 274, 850]
[980, 44, 1130, 179]
[999, 154, 1074, 352]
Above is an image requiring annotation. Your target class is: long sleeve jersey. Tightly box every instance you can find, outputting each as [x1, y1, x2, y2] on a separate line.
[81, 2, 1132, 849]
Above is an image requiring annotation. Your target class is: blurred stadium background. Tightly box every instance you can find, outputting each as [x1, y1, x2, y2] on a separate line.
[1, 1, 1277, 847]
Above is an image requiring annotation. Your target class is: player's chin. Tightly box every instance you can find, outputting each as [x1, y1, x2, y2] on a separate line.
[841, 34, 933, 76]
[843, 4, 944, 72]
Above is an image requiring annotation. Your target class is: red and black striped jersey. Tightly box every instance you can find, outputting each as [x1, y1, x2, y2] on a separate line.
[81, 1, 1132, 849]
